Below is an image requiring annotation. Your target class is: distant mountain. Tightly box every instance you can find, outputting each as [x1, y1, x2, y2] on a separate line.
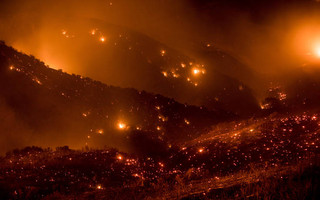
[0, 41, 234, 154]
[34, 20, 260, 116]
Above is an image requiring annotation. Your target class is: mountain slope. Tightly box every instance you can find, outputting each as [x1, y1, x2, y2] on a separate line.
[0, 41, 233, 154]
[21, 19, 260, 116]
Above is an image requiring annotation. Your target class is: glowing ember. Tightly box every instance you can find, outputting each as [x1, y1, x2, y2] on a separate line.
[90, 29, 96, 35]
[156, 126, 161, 131]
[61, 30, 67, 35]
[97, 129, 104, 134]
[9, 66, 14, 70]
[193, 68, 200, 75]
[162, 71, 168, 77]
[117, 122, 127, 130]
[96, 185, 102, 190]
[117, 155, 123, 160]
[99, 36, 106, 42]
[184, 119, 190, 125]
[160, 50, 166, 56]
[198, 148, 204, 153]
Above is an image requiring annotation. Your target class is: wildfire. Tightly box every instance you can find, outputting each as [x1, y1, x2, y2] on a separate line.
[117, 122, 127, 130]
[162, 71, 168, 77]
[96, 184, 103, 190]
[160, 50, 166, 56]
[117, 155, 123, 160]
[193, 68, 200, 75]
[99, 36, 106, 42]
[198, 148, 204, 153]
[97, 129, 104, 135]
[90, 29, 96, 35]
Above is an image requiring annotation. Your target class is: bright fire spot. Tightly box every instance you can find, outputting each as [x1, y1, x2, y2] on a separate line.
[62, 30, 67, 35]
[198, 148, 204, 153]
[193, 68, 200, 75]
[117, 155, 123, 160]
[91, 29, 96, 35]
[184, 119, 190, 125]
[181, 63, 186, 68]
[117, 122, 126, 130]
[9, 66, 14, 70]
[250, 129, 254, 132]
[100, 36, 106, 42]
[32, 78, 42, 85]
[156, 126, 161, 131]
[162, 71, 168, 77]
[158, 162, 164, 167]
[160, 50, 166, 56]
[96, 185, 102, 190]
[97, 129, 104, 134]
[155, 106, 161, 110]
[194, 83, 198, 87]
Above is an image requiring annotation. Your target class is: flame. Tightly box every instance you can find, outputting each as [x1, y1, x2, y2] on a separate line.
[96, 184, 102, 190]
[99, 36, 106, 42]
[193, 68, 200, 75]
[162, 71, 168, 77]
[117, 122, 127, 130]
[97, 129, 104, 134]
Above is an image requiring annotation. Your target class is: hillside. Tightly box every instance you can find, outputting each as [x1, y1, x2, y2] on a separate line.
[23, 20, 260, 116]
[0, 41, 235, 154]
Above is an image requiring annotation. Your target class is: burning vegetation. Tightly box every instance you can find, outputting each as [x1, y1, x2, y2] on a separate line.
[1, 0, 320, 199]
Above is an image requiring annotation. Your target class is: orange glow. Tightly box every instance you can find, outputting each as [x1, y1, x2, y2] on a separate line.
[315, 46, 320, 58]
[97, 129, 104, 134]
[117, 155, 123, 160]
[198, 148, 204, 153]
[99, 36, 105, 42]
[117, 122, 127, 130]
[162, 71, 168, 77]
[160, 50, 166, 56]
[91, 29, 96, 35]
[193, 68, 200, 75]
[96, 184, 102, 190]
